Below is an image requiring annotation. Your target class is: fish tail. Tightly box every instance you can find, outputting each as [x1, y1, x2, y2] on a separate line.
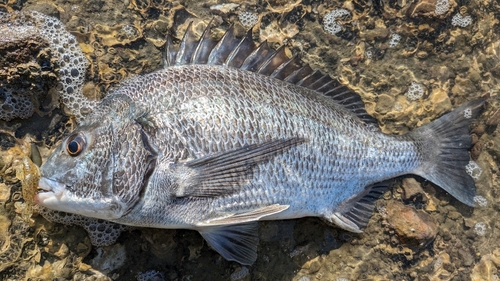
[409, 98, 485, 206]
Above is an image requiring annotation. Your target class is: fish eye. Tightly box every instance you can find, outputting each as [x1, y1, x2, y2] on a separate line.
[66, 134, 86, 156]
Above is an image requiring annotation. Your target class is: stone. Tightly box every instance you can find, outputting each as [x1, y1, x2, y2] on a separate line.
[375, 94, 395, 114]
[401, 177, 425, 202]
[385, 200, 438, 245]
[471, 249, 500, 281]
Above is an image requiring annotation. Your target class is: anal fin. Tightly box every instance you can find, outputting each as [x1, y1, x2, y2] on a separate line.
[197, 204, 289, 226]
[330, 182, 389, 232]
[199, 222, 259, 265]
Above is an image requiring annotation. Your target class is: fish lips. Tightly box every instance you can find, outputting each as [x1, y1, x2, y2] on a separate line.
[35, 177, 66, 205]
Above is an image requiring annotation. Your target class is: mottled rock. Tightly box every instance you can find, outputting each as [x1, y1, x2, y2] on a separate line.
[458, 248, 474, 267]
[386, 200, 438, 245]
[486, 108, 500, 127]
[401, 178, 426, 202]
[89, 244, 127, 274]
[375, 94, 395, 114]
[361, 27, 389, 42]
[471, 249, 500, 281]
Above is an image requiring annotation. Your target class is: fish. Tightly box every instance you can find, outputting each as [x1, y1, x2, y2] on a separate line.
[35, 21, 485, 265]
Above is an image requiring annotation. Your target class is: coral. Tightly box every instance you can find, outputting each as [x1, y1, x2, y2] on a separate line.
[36, 206, 129, 247]
[323, 9, 350, 35]
[238, 11, 259, 28]
[389, 33, 401, 48]
[405, 82, 424, 101]
[465, 160, 482, 179]
[451, 13, 473, 27]
[0, 11, 95, 121]
[474, 222, 487, 236]
[473, 195, 488, 207]
[435, 0, 450, 15]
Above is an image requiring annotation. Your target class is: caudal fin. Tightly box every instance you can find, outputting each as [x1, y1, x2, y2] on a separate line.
[409, 99, 485, 206]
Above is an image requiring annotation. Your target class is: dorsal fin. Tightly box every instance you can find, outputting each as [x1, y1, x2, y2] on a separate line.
[164, 21, 378, 125]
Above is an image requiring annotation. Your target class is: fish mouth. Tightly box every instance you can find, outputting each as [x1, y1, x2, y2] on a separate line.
[35, 177, 66, 204]
[38, 177, 55, 192]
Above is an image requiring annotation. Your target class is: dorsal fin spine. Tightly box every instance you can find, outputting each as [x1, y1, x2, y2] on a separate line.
[192, 19, 215, 64]
[241, 41, 273, 72]
[164, 20, 378, 125]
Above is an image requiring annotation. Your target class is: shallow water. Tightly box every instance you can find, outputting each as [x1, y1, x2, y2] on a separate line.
[1, 0, 499, 280]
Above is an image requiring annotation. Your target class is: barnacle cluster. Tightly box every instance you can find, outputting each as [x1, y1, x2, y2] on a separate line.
[405, 82, 425, 101]
[388, 33, 401, 48]
[323, 9, 350, 35]
[451, 13, 473, 27]
[238, 11, 259, 28]
[474, 222, 487, 236]
[435, 0, 450, 15]
[465, 160, 482, 179]
[0, 11, 95, 122]
[36, 206, 129, 247]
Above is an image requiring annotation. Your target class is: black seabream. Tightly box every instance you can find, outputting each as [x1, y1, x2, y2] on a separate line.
[36, 22, 485, 265]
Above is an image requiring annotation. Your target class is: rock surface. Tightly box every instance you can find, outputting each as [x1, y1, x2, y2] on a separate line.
[0, 0, 499, 280]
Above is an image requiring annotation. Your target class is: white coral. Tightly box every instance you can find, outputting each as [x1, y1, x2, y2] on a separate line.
[406, 82, 424, 101]
[465, 161, 482, 179]
[323, 9, 350, 35]
[389, 33, 401, 48]
[474, 222, 486, 236]
[452, 13, 473, 27]
[435, 0, 450, 15]
[238, 11, 259, 28]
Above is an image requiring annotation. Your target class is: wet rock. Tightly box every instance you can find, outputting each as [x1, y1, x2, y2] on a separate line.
[401, 177, 426, 203]
[471, 249, 500, 281]
[472, 124, 486, 136]
[471, 141, 483, 160]
[361, 27, 389, 42]
[407, 0, 456, 18]
[89, 244, 127, 274]
[375, 94, 395, 114]
[486, 108, 500, 127]
[385, 200, 438, 245]
[303, 259, 321, 274]
[458, 248, 474, 267]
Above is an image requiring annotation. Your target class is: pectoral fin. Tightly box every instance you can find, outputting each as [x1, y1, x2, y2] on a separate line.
[172, 138, 306, 198]
[199, 222, 259, 265]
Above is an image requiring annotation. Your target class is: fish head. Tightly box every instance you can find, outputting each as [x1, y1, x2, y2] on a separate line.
[36, 113, 156, 221]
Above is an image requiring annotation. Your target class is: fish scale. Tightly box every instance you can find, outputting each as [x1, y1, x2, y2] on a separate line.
[103, 64, 420, 220]
[37, 23, 485, 265]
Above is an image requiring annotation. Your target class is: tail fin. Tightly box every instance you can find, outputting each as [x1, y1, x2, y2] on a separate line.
[409, 99, 485, 206]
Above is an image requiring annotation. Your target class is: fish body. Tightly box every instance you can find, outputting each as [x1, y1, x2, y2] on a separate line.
[36, 24, 484, 265]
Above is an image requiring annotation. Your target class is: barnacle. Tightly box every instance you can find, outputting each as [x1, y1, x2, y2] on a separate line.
[0, 11, 95, 122]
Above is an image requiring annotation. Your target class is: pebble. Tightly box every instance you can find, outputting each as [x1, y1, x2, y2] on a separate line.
[401, 177, 426, 202]
[385, 200, 438, 245]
